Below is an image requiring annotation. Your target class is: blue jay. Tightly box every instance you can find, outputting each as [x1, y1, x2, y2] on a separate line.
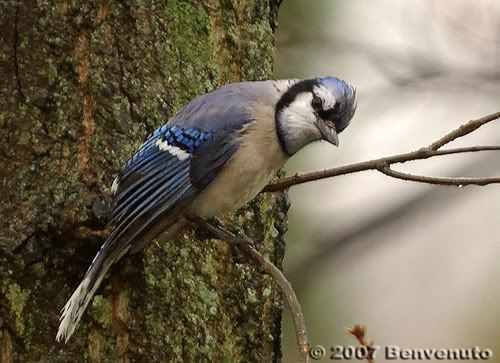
[56, 77, 357, 342]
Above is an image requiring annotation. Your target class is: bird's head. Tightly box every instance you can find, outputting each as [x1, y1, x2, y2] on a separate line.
[275, 77, 357, 155]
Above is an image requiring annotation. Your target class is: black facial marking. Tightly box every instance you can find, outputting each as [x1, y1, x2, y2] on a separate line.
[333, 102, 341, 114]
[317, 108, 335, 121]
[317, 91, 355, 134]
[274, 79, 318, 117]
[317, 105, 349, 133]
[275, 79, 319, 156]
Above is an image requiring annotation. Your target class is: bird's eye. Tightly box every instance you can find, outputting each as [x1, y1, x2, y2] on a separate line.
[311, 96, 322, 110]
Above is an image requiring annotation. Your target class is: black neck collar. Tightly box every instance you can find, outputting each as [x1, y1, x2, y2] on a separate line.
[275, 79, 317, 156]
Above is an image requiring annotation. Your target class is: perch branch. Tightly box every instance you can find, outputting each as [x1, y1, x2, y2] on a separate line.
[263, 111, 500, 192]
[194, 218, 310, 363]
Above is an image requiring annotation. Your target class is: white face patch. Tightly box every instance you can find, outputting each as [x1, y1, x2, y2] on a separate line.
[278, 92, 322, 154]
[155, 139, 190, 160]
[313, 84, 337, 110]
[280, 93, 318, 133]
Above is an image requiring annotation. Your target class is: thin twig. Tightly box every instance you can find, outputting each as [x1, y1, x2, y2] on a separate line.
[345, 324, 375, 363]
[263, 111, 500, 192]
[430, 112, 500, 150]
[194, 219, 310, 363]
[378, 166, 500, 186]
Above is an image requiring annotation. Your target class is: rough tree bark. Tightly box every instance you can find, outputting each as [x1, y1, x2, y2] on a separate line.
[0, 1, 287, 362]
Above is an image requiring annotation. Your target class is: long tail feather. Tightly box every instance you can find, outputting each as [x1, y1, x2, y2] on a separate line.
[56, 242, 129, 343]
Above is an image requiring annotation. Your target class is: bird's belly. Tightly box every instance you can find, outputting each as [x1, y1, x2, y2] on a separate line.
[186, 101, 288, 219]
[187, 159, 284, 218]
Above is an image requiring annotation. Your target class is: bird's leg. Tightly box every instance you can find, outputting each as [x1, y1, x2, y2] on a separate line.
[207, 217, 245, 262]
[207, 216, 225, 229]
[227, 235, 254, 264]
[200, 217, 255, 247]
[193, 217, 255, 263]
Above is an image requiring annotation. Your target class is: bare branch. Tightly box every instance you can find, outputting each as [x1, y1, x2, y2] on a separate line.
[430, 111, 500, 150]
[378, 166, 500, 186]
[194, 218, 310, 363]
[263, 111, 500, 192]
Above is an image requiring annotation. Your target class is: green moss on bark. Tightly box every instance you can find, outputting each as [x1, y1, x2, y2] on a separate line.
[0, 0, 286, 362]
[1, 283, 30, 336]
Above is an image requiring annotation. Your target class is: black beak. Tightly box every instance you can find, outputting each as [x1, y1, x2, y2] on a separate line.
[317, 120, 339, 146]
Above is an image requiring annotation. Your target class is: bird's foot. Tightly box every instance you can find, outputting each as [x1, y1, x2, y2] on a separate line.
[194, 216, 256, 264]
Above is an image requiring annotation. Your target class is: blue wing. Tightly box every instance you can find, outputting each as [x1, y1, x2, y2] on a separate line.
[100, 83, 270, 260]
[91, 83, 269, 280]
[110, 125, 214, 245]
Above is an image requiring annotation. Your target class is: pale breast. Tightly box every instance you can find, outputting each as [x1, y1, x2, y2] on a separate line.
[186, 102, 288, 218]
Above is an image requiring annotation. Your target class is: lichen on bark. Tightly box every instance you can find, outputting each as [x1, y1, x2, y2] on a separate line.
[0, 0, 286, 362]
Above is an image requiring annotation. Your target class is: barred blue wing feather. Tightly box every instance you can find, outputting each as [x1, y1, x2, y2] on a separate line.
[112, 126, 212, 197]
[56, 123, 233, 343]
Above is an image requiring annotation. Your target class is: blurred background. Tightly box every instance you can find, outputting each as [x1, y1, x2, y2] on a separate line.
[274, 1, 500, 362]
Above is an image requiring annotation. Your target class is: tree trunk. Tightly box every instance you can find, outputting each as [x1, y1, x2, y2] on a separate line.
[0, 1, 287, 361]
